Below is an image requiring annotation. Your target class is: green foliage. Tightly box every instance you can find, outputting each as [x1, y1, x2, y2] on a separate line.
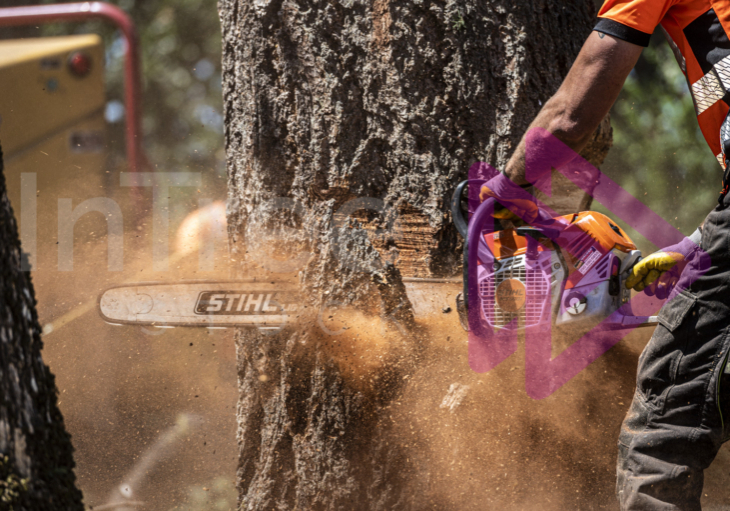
[40, 0, 225, 184]
[0, 455, 29, 509]
[597, 32, 718, 250]
[452, 11, 466, 32]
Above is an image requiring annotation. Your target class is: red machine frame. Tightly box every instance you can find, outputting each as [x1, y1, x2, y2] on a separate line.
[0, 2, 143, 174]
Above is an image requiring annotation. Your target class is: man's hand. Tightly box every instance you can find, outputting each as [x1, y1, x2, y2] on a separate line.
[625, 227, 706, 298]
[478, 174, 540, 224]
[479, 183, 539, 222]
[626, 250, 684, 294]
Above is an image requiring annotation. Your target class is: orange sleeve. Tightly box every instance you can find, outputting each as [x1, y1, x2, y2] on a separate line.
[596, 0, 676, 46]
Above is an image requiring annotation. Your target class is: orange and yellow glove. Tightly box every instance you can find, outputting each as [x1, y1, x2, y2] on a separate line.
[625, 228, 703, 299]
[625, 251, 684, 297]
[479, 175, 540, 224]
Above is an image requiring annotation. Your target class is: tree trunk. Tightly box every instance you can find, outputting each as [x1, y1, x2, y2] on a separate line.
[219, 1, 611, 509]
[0, 147, 83, 510]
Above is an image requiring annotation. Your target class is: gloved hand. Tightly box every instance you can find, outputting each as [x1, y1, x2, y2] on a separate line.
[479, 174, 540, 223]
[625, 251, 685, 298]
[625, 228, 702, 299]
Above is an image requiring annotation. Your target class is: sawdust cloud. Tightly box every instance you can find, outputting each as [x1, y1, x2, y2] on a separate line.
[24, 176, 730, 509]
[31, 189, 238, 509]
[407, 318, 730, 508]
[302, 296, 730, 509]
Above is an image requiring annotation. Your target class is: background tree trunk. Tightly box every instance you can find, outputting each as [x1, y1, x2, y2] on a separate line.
[0, 147, 83, 510]
[219, 1, 612, 509]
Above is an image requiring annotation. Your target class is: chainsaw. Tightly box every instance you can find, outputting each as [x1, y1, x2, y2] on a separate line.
[450, 179, 659, 334]
[97, 181, 658, 333]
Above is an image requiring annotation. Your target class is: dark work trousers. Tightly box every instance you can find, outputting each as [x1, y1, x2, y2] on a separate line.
[617, 195, 730, 510]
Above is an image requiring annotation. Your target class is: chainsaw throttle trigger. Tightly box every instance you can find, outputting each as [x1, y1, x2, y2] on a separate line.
[619, 250, 643, 275]
[515, 227, 545, 240]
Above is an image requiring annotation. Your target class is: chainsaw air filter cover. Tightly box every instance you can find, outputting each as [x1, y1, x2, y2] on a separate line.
[477, 211, 640, 331]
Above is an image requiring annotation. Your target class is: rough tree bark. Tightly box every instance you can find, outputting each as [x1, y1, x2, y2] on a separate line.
[219, 1, 611, 509]
[0, 146, 83, 509]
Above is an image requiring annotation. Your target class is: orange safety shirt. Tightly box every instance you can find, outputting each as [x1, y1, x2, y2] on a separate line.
[596, 0, 730, 170]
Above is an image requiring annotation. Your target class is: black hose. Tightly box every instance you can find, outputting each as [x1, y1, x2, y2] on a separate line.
[451, 180, 470, 239]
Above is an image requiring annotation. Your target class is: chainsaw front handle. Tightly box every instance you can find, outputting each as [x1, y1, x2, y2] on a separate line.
[466, 196, 498, 337]
[450, 179, 471, 239]
[451, 179, 557, 241]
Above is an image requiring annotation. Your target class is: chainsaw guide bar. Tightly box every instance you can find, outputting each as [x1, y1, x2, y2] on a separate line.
[99, 280, 299, 329]
[98, 278, 463, 329]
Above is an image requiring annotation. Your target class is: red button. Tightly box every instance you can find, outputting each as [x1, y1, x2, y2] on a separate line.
[68, 52, 92, 77]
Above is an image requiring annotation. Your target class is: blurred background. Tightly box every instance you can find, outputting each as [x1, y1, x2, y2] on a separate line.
[0, 0, 236, 510]
[36, 0, 228, 206]
[0, 0, 718, 509]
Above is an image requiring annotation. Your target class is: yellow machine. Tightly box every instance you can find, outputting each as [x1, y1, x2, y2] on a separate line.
[0, 34, 108, 269]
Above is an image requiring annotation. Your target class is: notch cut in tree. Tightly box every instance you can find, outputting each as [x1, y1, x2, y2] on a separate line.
[219, 1, 611, 508]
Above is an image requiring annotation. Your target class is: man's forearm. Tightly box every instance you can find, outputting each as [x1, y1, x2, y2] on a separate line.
[503, 98, 600, 185]
[501, 31, 643, 185]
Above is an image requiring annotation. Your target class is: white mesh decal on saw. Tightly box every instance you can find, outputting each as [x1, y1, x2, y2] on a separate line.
[479, 254, 554, 330]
